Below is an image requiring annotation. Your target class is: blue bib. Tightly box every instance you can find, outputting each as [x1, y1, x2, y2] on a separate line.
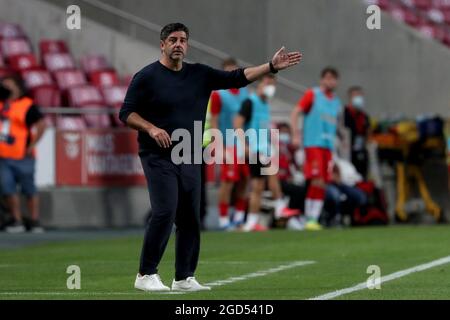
[303, 87, 342, 150]
[218, 88, 249, 146]
[245, 94, 271, 155]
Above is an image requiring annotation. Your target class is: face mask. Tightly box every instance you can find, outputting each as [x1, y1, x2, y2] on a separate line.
[279, 133, 290, 144]
[263, 85, 276, 99]
[352, 95, 365, 109]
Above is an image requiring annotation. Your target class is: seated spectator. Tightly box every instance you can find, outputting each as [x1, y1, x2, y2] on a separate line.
[323, 157, 367, 227]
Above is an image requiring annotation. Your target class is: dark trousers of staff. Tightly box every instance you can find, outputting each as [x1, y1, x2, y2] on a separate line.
[139, 152, 201, 281]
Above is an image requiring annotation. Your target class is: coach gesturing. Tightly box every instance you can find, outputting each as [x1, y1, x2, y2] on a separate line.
[119, 23, 302, 292]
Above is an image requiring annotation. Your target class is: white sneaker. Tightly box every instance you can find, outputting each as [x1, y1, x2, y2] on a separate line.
[134, 273, 170, 292]
[286, 217, 305, 231]
[171, 277, 211, 292]
[5, 222, 26, 233]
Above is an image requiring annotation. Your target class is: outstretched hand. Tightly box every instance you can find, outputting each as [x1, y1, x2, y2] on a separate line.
[271, 47, 302, 71]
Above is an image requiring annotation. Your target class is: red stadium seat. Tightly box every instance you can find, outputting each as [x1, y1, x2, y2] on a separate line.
[427, 8, 445, 23]
[0, 23, 26, 39]
[89, 70, 120, 88]
[442, 29, 450, 46]
[68, 85, 104, 106]
[412, 0, 433, 10]
[44, 116, 55, 128]
[8, 53, 39, 71]
[39, 39, 69, 56]
[56, 116, 87, 130]
[54, 69, 87, 91]
[434, 0, 450, 9]
[390, 7, 408, 22]
[442, 9, 450, 23]
[101, 86, 127, 127]
[80, 54, 111, 73]
[365, 0, 392, 10]
[67, 86, 112, 128]
[417, 22, 446, 40]
[101, 86, 127, 108]
[80, 105, 112, 128]
[21, 69, 54, 89]
[0, 38, 32, 58]
[31, 85, 61, 108]
[43, 53, 76, 72]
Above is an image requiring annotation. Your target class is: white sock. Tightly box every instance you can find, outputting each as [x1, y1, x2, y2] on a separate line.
[274, 198, 287, 218]
[233, 210, 245, 223]
[219, 216, 230, 228]
[305, 199, 323, 222]
[244, 213, 259, 230]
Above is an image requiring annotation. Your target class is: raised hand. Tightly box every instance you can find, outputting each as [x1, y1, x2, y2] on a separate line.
[271, 46, 303, 71]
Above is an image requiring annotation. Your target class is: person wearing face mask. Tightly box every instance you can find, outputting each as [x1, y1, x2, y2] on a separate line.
[344, 86, 371, 179]
[234, 74, 294, 232]
[0, 75, 46, 233]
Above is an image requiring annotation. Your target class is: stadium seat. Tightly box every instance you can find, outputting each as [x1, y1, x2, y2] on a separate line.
[427, 8, 445, 23]
[435, 0, 450, 9]
[8, 53, 39, 71]
[39, 39, 70, 56]
[67, 85, 112, 128]
[0, 38, 32, 58]
[101, 86, 127, 108]
[101, 86, 127, 127]
[21, 69, 54, 89]
[80, 105, 112, 128]
[56, 116, 87, 130]
[43, 53, 76, 73]
[442, 9, 450, 23]
[54, 69, 87, 91]
[68, 85, 104, 106]
[31, 85, 61, 108]
[44, 115, 55, 128]
[417, 22, 445, 40]
[80, 54, 111, 73]
[0, 23, 26, 39]
[89, 70, 120, 88]
[412, 0, 433, 10]
[365, 0, 392, 10]
[441, 27, 450, 45]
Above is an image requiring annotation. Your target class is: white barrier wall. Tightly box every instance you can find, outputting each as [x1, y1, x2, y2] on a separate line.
[35, 127, 56, 187]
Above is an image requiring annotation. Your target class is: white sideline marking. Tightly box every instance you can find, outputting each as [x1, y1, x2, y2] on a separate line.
[205, 260, 316, 287]
[0, 260, 315, 297]
[309, 255, 450, 300]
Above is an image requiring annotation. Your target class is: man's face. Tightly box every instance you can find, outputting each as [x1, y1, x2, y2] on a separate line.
[320, 73, 338, 92]
[160, 31, 188, 62]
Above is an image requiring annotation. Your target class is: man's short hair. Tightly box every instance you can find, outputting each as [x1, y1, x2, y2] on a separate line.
[222, 57, 238, 69]
[348, 86, 363, 96]
[321, 67, 339, 79]
[160, 23, 190, 41]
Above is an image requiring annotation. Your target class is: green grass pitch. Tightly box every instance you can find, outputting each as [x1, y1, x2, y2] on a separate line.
[1, 225, 450, 300]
